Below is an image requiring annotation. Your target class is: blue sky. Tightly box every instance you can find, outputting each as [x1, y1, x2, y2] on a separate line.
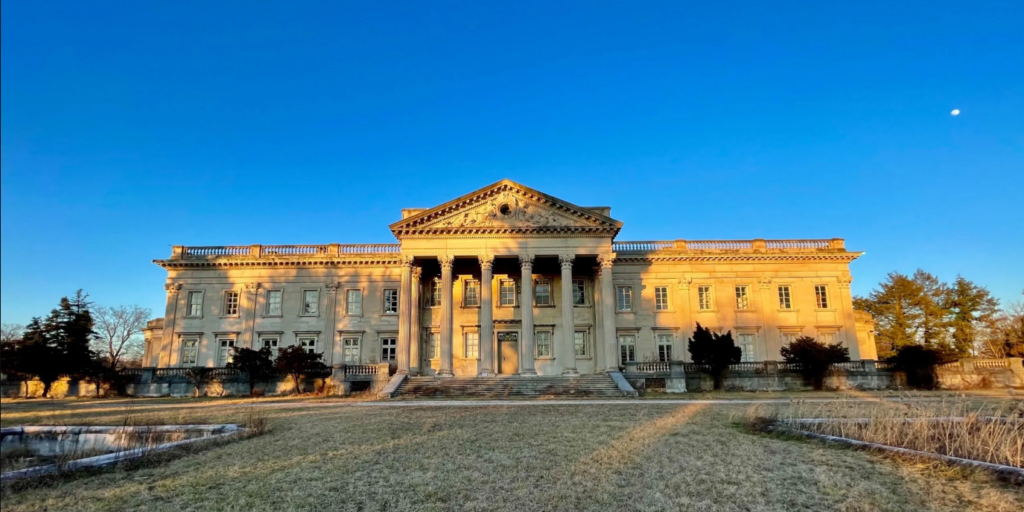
[2, 1, 1022, 324]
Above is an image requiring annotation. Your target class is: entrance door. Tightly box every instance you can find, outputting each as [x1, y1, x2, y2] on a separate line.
[498, 332, 519, 374]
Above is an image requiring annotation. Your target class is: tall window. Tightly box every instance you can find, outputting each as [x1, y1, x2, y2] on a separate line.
[428, 332, 439, 359]
[499, 279, 517, 306]
[536, 331, 552, 357]
[380, 337, 396, 361]
[224, 291, 240, 316]
[616, 286, 633, 312]
[574, 331, 588, 357]
[572, 279, 587, 306]
[535, 278, 552, 306]
[384, 289, 399, 314]
[815, 285, 830, 309]
[260, 336, 279, 353]
[429, 279, 442, 307]
[343, 338, 360, 364]
[778, 286, 792, 310]
[464, 280, 480, 307]
[656, 333, 673, 362]
[655, 286, 670, 311]
[781, 332, 799, 346]
[217, 338, 235, 366]
[265, 290, 283, 316]
[618, 334, 636, 365]
[735, 286, 750, 310]
[737, 333, 755, 362]
[465, 332, 479, 358]
[302, 290, 319, 315]
[346, 289, 362, 315]
[180, 337, 199, 365]
[187, 291, 203, 317]
[697, 286, 714, 311]
[299, 336, 318, 354]
[819, 332, 836, 345]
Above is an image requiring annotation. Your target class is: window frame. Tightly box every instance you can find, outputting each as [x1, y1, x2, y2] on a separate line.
[223, 290, 240, 317]
[379, 336, 397, 362]
[734, 285, 751, 311]
[498, 278, 518, 307]
[264, 289, 283, 317]
[297, 334, 319, 355]
[342, 337, 361, 364]
[180, 336, 199, 366]
[428, 278, 442, 308]
[814, 284, 830, 309]
[464, 332, 479, 359]
[574, 330, 589, 358]
[535, 329, 553, 358]
[618, 334, 636, 365]
[300, 289, 320, 316]
[572, 278, 588, 306]
[654, 286, 670, 311]
[427, 331, 440, 360]
[656, 332, 673, 362]
[383, 288, 399, 315]
[534, 278, 553, 307]
[344, 289, 362, 316]
[185, 291, 204, 318]
[616, 286, 633, 312]
[818, 331, 838, 345]
[463, 279, 481, 308]
[216, 337, 236, 366]
[737, 333, 756, 362]
[697, 285, 715, 311]
[778, 285, 793, 310]
[259, 335, 280, 353]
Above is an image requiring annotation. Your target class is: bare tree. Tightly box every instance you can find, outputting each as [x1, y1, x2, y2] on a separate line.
[92, 305, 152, 370]
[1, 323, 26, 343]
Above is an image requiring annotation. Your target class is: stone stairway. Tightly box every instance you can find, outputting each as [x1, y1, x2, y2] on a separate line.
[394, 374, 634, 399]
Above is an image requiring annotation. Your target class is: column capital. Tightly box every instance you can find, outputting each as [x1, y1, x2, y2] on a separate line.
[412, 266, 423, 279]
[325, 282, 340, 293]
[678, 277, 693, 291]
[438, 255, 455, 269]
[165, 283, 182, 295]
[837, 274, 853, 288]
[244, 282, 261, 293]
[558, 254, 575, 269]
[478, 254, 495, 270]
[519, 254, 534, 268]
[757, 276, 772, 290]
[597, 254, 616, 269]
[401, 255, 415, 268]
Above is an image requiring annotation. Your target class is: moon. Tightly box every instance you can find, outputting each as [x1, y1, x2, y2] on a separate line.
[951, 109, 960, 116]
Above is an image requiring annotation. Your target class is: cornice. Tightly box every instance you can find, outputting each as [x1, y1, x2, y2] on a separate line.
[613, 252, 863, 264]
[154, 257, 401, 270]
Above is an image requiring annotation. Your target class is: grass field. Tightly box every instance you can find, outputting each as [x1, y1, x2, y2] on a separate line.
[2, 396, 1022, 511]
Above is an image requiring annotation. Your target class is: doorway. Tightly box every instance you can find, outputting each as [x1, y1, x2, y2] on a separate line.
[498, 331, 519, 375]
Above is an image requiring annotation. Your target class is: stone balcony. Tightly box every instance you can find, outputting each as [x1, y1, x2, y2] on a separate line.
[611, 238, 847, 254]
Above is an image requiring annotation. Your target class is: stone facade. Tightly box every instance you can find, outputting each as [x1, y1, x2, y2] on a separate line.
[144, 179, 878, 376]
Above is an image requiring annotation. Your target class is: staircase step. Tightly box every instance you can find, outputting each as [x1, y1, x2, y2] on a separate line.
[395, 374, 632, 400]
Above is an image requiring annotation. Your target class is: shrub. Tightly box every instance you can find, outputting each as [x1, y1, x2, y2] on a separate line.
[888, 344, 956, 389]
[228, 347, 276, 396]
[687, 323, 741, 389]
[274, 346, 328, 394]
[184, 367, 213, 397]
[780, 336, 850, 390]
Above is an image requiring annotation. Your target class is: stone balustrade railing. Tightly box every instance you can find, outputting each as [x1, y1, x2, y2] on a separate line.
[612, 238, 845, 254]
[173, 244, 401, 259]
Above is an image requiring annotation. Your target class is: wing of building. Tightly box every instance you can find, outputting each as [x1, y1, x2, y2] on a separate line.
[146, 179, 877, 377]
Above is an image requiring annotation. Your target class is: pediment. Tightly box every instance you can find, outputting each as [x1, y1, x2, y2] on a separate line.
[390, 179, 622, 238]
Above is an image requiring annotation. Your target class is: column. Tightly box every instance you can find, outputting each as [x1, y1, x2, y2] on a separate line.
[478, 255, 495, 376]
[162, 283, 181, 367]
[396, 257, 413, 375]
[592, 266, 605, 372]
[757, 277, 777, 361]
[519, 255, 538, 376]
[243, 282, 260, 351]
[410, 266, 422, 375]
[560, 254, 579, 376]
[598, 255, 618, 372]
[438, 255, 455, 377]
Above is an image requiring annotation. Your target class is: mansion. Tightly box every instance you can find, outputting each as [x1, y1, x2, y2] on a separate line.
[143, 179, 878, 379]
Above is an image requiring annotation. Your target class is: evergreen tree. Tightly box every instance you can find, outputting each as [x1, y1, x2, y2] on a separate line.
[946, 276, 999, 356]
[275, 345, 328, 394]
[854, 272, 923, 357]
[780, 336, 850, 390]
[912, 270, 951, 349]
[687, 323, 741, 390]
[228, 347, 276, 396]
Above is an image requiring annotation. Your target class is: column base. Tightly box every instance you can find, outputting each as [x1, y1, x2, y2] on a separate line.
[518, 370, 538, 377]
[562, 369, 580, 377]
[409, 366, 420, 376]
[478, 369, 495, 377]
[437, 371, 455, 378]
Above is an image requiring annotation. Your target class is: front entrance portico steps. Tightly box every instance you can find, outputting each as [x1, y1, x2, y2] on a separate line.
[392, 374, 636, 399]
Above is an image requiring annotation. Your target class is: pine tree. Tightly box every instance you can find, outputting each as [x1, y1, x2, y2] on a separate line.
[946, 277, 1000, 356]
[855, 272, 923, 357]
[912, 270, 950, 348]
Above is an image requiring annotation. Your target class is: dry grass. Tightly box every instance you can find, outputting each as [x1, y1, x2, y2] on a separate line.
[1, 397, 1022, 511]
[749, 397, 1024, 468]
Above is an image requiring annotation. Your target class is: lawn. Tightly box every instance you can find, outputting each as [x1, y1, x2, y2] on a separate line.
[1, 397, 1022, 511]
